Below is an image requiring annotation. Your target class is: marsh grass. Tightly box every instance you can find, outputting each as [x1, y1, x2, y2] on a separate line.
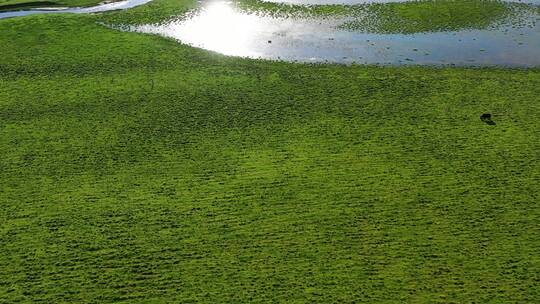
[339, 0, 535, 33]
[237, 0, 539, 34]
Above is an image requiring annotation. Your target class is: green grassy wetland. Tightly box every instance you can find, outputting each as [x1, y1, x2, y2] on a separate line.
[238, 0, 537, 34]
[1, 0, 539, 302]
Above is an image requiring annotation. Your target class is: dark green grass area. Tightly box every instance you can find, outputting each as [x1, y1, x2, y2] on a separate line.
[0, 0, 116, 11]
[1, 8, 540, 304]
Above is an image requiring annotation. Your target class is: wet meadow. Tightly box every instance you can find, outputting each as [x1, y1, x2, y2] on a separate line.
[1, 0, 539, 302]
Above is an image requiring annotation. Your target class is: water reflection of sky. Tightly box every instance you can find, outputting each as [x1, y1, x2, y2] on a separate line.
[131, 1, 540, 66]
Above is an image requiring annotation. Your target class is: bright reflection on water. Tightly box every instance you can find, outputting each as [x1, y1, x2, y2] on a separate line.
[130, 1, 540, 67]
[171, 2, 265, 57]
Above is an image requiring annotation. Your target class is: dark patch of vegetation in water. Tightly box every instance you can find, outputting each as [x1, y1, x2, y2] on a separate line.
[339, 0, 535, 34]
[237, 0, 356, 17]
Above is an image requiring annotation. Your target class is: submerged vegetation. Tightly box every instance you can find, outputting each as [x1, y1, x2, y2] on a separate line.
[5, 0, 537, 35]
[98, 0, 197, 24]
[1, 0, 539, 302]
[340, 0, 525, 33]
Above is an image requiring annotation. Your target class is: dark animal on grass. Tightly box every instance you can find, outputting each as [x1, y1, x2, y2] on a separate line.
[480, 113, 496, 125]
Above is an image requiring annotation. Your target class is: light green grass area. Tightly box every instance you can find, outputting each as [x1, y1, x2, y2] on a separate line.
[1, 0, 539, 302]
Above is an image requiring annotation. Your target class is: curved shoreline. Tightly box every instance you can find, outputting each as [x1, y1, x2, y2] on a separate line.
[2, 0, 539, 20]
[126, 0, 540, 67]
[2, 0, 539, 67]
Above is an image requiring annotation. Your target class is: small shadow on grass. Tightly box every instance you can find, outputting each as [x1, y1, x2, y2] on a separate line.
[480, 113, 496, 125]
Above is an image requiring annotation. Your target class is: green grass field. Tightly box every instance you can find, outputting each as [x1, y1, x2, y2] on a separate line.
[1, 0, 539, 302]
[0, 0, 114, 11]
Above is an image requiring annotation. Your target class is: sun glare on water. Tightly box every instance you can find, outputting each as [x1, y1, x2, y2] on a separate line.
[130, 0, 540, 66]
[165, 2, 266, 57]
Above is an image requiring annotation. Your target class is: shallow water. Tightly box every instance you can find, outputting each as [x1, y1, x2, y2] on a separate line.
[0, 0, 151, 19]
[2, 0, 539, 67]
[129, 1, 540, 66]
[260, 0, 540, 4]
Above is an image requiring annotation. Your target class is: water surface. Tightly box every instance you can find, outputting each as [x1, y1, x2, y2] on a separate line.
[129, 1, 540, 66]
[259, 0, 540, 5]
[2, 0, 539, 67]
